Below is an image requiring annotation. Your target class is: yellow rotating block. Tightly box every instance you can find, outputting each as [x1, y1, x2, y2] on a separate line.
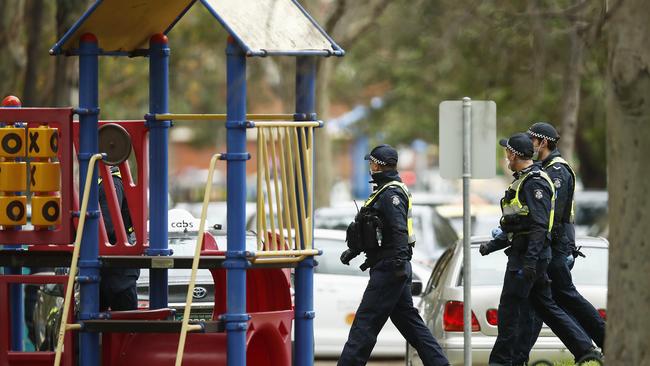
[0, 195, 27, 226]
[31, 195, 61, 226]
[27, 126, 59, 158]
[0, 162, 27, 192]
[30, 162, 61, 192]
[0, 127, 26, 157]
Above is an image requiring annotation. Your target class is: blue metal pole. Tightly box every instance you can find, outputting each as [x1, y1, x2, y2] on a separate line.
[147, 34, 172, 309]
[352, 135, 370, 199]
[294, 56, 317, 366]
[224, 36, 249, 366]
[77, 33, 101, 366]
[9, 267, 22, 351]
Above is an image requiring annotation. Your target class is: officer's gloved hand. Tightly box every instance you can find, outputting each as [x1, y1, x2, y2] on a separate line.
[479, 243, 491, 256]
[566, 254, 575, 270]
[491, 227, 508, 241]
[340, 249, 360, 265]
[572, 246, 586, 259]
[522, 266, 537, 282]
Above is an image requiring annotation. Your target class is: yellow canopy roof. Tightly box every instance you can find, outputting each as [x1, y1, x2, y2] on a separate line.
[51, 0, 343, 57]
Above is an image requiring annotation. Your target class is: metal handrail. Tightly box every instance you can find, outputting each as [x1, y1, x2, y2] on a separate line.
[175, 153, 221, 366]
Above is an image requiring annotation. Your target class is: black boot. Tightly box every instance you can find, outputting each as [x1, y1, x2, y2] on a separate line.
[576, 347, 604, 365]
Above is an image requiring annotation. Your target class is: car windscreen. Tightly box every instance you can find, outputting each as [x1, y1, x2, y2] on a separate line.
[464, 245, 608, 287]
[315, 207, 427, 251]
[314, 238, 367, 277]
[469, 247, 508, 286]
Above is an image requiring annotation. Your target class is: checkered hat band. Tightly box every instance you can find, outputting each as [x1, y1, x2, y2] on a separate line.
[506, 143, 524, 156]
[527, 129, 557, 142]
[369, 155, 387, 166]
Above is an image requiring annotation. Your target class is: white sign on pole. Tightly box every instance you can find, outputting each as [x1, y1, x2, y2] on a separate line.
[439, 101, 497, 179]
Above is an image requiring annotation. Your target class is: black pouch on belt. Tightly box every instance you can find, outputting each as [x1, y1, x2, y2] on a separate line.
[393, 259, 407, 278]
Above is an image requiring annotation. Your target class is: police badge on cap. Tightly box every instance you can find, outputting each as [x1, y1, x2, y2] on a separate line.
[499, 133, 534, 159]
[527, 122, 560, 142]
[365, 144, 398, 166]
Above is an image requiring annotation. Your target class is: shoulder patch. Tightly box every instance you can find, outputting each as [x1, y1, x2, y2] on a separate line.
[553, 178, 562, 188]
[391, 195, 401, 206]
[552, 165, 562, 170]
[534, 189, 543, 200]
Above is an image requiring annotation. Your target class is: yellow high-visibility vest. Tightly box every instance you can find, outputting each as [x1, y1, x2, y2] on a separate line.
[501, 169, 556, 233]
[543, 156, 576, 223]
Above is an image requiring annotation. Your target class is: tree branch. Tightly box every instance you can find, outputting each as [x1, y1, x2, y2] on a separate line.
[324, 0, 347, 35]
[516, 0, 591, 19]
[340, 0, 394, 49]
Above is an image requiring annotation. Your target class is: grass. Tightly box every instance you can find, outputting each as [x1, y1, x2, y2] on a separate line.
[554, 361, 601, 366]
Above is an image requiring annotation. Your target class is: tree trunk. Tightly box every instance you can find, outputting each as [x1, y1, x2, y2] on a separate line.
[605, 0, 650, 364]
[528, 0, 546, 101]
[51, 0, 85, 107]
[558, 22, 584, 163]
[0, 2, 26, 97]
[314, 58, 334, 208]
[22, 0, 44, 106]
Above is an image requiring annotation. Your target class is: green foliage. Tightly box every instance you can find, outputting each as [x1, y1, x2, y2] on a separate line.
[0, 0, 609, 186]
[328, 0, 608, 186]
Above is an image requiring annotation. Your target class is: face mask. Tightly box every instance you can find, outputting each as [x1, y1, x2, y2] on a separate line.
[506, 156, 516, 172]
[532, 146, 540, 161]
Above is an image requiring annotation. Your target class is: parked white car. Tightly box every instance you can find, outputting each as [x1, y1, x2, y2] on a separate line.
[407, 236, 608, 366]
[314, 202, 459, 268]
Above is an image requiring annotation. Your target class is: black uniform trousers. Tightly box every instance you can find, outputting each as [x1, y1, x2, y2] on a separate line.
[338, 258, 449, 366]
[514, 254, 605, 364]
[489, 260, 593, 366]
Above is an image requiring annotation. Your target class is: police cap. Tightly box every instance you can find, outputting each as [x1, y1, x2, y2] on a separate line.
[364, 144, 398, 166]
[499, 133, 534, 159]
[527, 122, 560, 142]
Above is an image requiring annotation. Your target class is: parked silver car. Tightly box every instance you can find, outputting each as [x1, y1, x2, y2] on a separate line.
[407, 236, 608, 366]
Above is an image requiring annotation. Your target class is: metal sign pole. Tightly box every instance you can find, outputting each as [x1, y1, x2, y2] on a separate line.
[462, 97, 472, 366]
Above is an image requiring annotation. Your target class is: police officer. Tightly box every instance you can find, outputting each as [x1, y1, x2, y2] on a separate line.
[514, 123, 606, 361]
[482, 133, 600, 366]
[338, 144, 449, 366]
[98, 166, 139, 311]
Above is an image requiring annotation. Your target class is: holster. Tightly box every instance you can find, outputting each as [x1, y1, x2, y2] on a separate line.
[347, 206, 383, 252]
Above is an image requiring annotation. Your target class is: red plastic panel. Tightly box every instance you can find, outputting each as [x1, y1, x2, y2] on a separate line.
[0, 108, 75, 247]
[108, 308, 175, 320]
[0, 275, 74, 366]
[210, 268, 292, 316]
[101, 310, 293, 366]
[72, 120, 149, 255]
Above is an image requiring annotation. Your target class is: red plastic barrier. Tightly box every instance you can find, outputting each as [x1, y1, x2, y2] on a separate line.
[72, 120, 149, 255]
[101, 240, 294, 366]
[101, 310, 293, 366]
[0, 275, 74, 366]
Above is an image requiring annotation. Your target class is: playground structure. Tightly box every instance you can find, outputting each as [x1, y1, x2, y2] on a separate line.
[0, 1, 343, 365]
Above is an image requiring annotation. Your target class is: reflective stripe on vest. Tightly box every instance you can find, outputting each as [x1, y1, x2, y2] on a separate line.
[543, 156, 576, 223]
[97, 169, 122, 184]
[364, 181, 416, 244]
[501, 169, 556, 232]
[98, 169, 133, 233]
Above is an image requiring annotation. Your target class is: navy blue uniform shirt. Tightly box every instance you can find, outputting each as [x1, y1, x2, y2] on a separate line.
[541, 150, 576, 254]
[506, 164, 553, 270]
